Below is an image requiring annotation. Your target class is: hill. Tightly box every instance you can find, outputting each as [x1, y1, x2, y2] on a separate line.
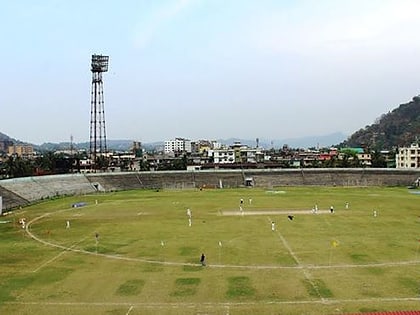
[0, 132, 16, 142]
[341, 96, 420, 150]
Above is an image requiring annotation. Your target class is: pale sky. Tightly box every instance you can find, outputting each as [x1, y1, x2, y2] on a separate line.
[1, 0, 420, 145]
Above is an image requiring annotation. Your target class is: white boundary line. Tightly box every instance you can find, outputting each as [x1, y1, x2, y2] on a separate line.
[25, 210, 420, 270]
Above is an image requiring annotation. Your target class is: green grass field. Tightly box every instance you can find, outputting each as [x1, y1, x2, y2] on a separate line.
[1, 186, 420, 315]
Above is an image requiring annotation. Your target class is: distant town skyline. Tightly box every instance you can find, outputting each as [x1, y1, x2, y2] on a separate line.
[1, 1, 420, 145]
[22, 131, 346, 151]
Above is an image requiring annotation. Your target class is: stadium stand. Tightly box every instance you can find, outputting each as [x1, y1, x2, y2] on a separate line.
[0, 174, 96, 206]
[0, 185, 29, 210]
[1, 168, 420, 211]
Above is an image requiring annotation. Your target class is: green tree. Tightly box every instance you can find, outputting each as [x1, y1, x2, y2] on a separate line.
[35, 151, 57, 174]
[371, 151, 387, 168]
[5, 156, 33, 178]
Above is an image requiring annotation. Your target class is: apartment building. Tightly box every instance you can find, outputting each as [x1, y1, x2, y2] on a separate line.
[164, 138, 192, 154]
[8, 144, 34, 157]
[396, 143, 420, 168]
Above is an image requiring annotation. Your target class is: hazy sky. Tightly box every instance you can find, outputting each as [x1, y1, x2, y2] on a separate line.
[2, 0, 420, 145]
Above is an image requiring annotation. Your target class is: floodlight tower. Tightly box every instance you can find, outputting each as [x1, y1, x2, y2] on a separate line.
[89, 54, 109, 169]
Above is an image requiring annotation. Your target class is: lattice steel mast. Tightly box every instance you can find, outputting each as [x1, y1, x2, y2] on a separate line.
[89, 54, 109, 168]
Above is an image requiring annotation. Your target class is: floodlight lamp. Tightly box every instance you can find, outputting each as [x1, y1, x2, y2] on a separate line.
[91, 54, 109, 72]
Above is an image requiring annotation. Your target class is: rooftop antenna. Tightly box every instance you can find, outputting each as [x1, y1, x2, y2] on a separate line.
[89, 54, 109, 169]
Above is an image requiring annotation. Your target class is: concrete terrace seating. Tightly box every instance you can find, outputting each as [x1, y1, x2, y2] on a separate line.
[87, 172, 197, 191]
[86, 171, 246, 191]
[86, 173, 145, 191]
[191, 170, 244, 188]
[31, 174, 97, 197]
[0, 177, 53, 202]
[248, 168, 420, 187]
[0, 174, 96, 203]
[1, 168, 420, 211]
[0, 185, 29, 210]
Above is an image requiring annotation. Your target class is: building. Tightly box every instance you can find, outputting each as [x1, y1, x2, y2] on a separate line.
[164, 138, 192, 155]
[209, 142, 264, 165]
[212, 148, 235, 164]
[132, 141, 142, 157]
[356, 153, 372, 167]
[8, 144, 34, 157]
[396, 143, 420, 168]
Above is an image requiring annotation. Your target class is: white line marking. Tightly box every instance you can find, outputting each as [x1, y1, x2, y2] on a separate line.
[32, 236, 89, 273]
[268, 216, 325, 302]
[25, 209, 420, 270]
[126, 305, 134, 315]
[4, 297, 420, 307]
[32, 249, 70, 273]
[18, 207, 420, 310]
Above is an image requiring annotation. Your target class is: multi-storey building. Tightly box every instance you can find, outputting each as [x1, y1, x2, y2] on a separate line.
[357, 153, 372, 166]
[164, 138, 192, 155]
[8, 144, 34, 157]
[396, 143, 420, 168]
[212, 148, 235, 164]
[209, 142, 264, 165]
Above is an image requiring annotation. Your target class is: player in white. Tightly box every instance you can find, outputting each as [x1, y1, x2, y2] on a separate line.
[271, 221, 275, 231]
[66, 220, 70, 229]
[19, 218, 26, 229]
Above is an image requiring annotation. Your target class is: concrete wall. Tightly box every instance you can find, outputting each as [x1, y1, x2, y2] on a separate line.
[87, 168, 420, 191]
[246, 168, 420, 187]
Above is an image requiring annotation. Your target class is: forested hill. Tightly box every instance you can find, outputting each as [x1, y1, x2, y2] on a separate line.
[0, 132, 13, 141]
[340, 96, 420, 150]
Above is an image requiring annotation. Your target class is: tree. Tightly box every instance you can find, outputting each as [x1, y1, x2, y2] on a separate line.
[371, 151, 387, 168]
[5, 156, 33, 178]
[34, 151, 57, 174]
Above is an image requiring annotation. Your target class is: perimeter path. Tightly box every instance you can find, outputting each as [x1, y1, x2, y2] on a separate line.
[25, 209, 420, 270]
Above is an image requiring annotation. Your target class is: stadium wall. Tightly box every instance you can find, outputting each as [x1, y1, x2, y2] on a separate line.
[85, 168, 420, 191]
[0, 168, 419, 210]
